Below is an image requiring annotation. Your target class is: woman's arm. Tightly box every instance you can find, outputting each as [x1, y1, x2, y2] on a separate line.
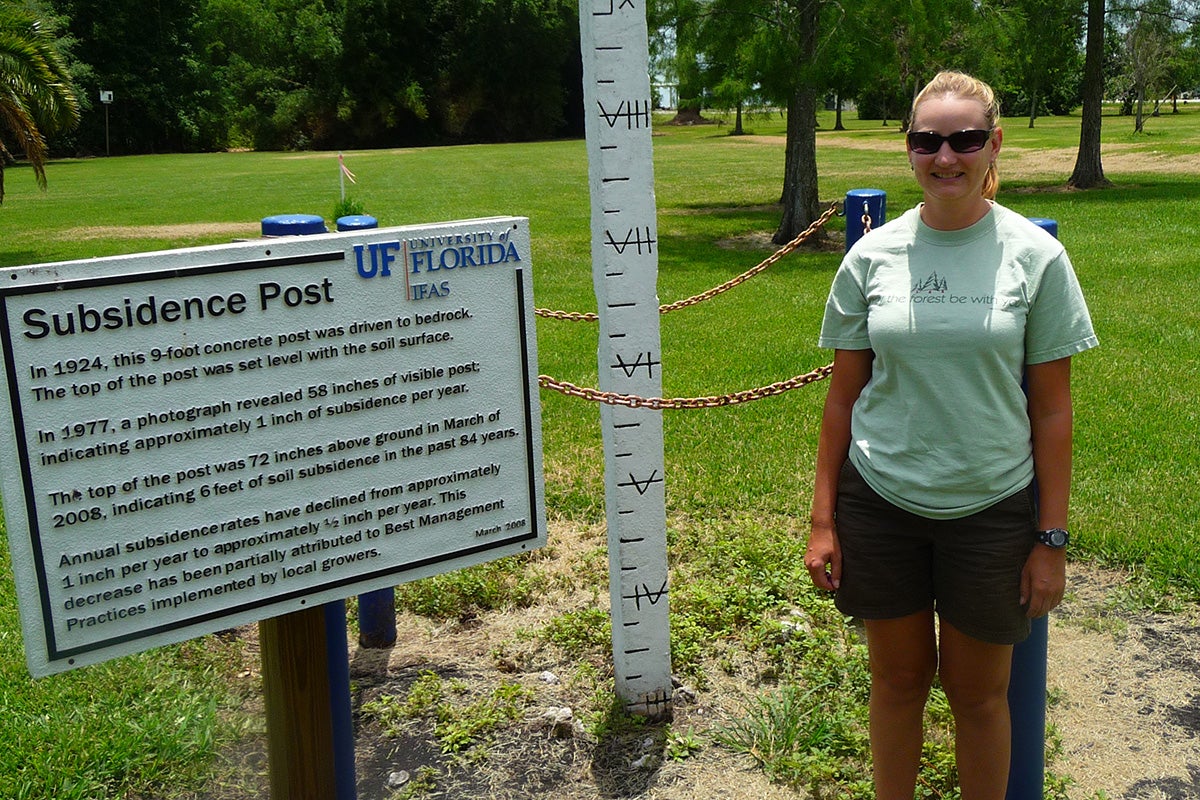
[805, 348, 874, 591]
[1022, 356, 1073, 617]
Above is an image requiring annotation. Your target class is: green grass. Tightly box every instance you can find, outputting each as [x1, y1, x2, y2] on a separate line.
[0, 533, 250, 799]
[2, 103, 1199, 796]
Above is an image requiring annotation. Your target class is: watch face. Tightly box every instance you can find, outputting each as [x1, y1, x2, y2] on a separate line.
[1042, 529, 1068, 547]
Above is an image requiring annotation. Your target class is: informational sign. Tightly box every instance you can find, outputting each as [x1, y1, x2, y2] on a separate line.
[0, 217, 545, 676]
[578, 0, 672, 718]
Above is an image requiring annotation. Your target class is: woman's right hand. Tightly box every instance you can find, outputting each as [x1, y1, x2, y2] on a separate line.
[805, 520, 841, 592]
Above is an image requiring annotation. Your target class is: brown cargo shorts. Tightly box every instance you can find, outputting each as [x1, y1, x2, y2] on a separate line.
[833, 459, 1038, 645]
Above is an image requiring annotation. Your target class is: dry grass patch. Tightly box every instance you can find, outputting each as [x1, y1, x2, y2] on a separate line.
[56, 222, 260, 241]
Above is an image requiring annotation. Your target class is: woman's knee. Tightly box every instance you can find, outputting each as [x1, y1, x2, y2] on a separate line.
[873, 659, 937, 703]
[937, 619, 1013, 716]
[865, 612, 938, 701]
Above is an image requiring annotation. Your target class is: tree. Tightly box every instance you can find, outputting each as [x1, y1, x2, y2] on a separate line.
[197, 0, 345, 150]
[769, 0, 822, 244]
[1069, 0, 1111, 188]
[1119, 0, 1178, 131]
[883, 0, 996, 129]
[0, 1, 79, 202]
[652, 0, 710, 118]
[339, 0, 579, 147]
[821, 0, 885, 131]
[693, 0, 761, 131]
[998, 0, 1084, 128]
[434, 0, 578, 142]
[61, 0, 214, 153]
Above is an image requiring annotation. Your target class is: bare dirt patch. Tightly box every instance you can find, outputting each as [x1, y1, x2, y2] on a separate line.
[193, 528, 1199, 800]
[1050, 571, 1200, 799]
[56, 222, 260, 242]
[737, 131, 1200, 181]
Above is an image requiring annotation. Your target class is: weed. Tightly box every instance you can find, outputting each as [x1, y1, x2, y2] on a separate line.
[665, 727, 704, 761]
[390, 765, 438, 799]
[1045, 723, 1076, 800]
[714, 683, 871, 799]
[434, 681, 534, 755]
[394, 554, 548, 620]
[362, 672, 535, 758]
[539, 607, 611, 657]
[333, 196, 365, 219]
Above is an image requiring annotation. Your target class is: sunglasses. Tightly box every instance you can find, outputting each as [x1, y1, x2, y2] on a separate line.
[906, 128, 993, 155]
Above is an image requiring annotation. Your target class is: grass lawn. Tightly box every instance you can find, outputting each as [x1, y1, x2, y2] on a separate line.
[1, 103, 1198, 797]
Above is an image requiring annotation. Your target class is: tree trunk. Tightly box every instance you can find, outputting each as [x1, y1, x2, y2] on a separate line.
[1069, 0, 1111, 189]
[773, 84, 822, 245]
[773, 0, 822, 244]
[834, 92, 845, 131]
[733, 101, 744, 135]
[1028, 85, 1038, 129]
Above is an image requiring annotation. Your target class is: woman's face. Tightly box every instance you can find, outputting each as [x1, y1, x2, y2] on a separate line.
[908, 94, 1001, 209]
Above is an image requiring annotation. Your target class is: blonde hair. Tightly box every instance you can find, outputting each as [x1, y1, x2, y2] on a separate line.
[911, 71, 1001, 199]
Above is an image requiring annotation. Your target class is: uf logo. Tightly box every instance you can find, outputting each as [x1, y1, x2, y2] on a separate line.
[353, 242, 401, 278]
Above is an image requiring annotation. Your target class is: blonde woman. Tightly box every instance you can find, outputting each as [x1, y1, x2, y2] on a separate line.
[805, 71, 1098, 799]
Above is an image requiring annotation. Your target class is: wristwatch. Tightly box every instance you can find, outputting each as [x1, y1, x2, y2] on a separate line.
[1036, 528, 1070, 548]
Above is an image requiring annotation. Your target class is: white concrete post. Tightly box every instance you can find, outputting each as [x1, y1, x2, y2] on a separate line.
[578, 0, 672, 719]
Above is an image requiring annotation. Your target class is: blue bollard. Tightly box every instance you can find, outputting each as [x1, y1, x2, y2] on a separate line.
[1006, 215, 1058, 800]
[1027, 217, 1058, 239]
[259, 212, 355, 800]
[332, 210, 398, 651]
[336, 214, 378, 232]
[844, 189, 886, 251]
[1008, 616, 1048, 799]
[261, 213, 327, 236]
[324, 601, 358, 800]
[358, 589, 397, 648]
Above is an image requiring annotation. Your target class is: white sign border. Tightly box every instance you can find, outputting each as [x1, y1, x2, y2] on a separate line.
[0, 217, 546, 676]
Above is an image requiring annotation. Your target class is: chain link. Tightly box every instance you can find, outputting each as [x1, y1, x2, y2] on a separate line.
[657, 202, 839, 314]
[538, 363, 833, 409]
[534, 201, 839, 322]
[861, 200, 873, 235]
[534, 201, 841, 408]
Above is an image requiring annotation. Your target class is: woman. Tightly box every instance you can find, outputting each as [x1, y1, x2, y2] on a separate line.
[805, 71, 1098, 799]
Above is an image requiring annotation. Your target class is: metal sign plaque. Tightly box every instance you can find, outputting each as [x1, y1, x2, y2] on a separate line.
[0, 217, 545, 676]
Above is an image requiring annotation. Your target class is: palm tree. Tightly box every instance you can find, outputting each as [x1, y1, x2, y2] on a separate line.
[0, 2, 79, 203]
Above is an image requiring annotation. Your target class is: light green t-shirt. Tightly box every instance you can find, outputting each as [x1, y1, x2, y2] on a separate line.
[818, 203, 1099, 519]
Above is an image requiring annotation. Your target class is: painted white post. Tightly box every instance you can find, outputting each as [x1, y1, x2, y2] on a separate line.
[578, 0, 672, 719]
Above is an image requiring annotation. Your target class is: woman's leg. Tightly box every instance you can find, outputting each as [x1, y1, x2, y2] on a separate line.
[864, 608, 938, 800]
[938, 619, 1014, 800]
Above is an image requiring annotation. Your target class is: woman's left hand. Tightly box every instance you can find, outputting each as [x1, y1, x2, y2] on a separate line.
[1020, 545, 1066, 618]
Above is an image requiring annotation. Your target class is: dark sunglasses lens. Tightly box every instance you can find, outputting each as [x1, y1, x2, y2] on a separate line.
[908, 129, 990, 154]
[950, 129, 990, 152]
[907, 132, 942, 154]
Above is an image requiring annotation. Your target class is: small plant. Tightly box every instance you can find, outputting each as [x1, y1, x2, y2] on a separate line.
[1044, 723, 1077, 800]
[539, 607, 611, 657]
[362, 672, 534, 758]
[434, 681, 533, 755]
[391, 765, 438, 799]
[665, 727, 704, 761]
[714, 682, 871, 798]
[395, 554, 548, 620]
[333, 196, 365, 219]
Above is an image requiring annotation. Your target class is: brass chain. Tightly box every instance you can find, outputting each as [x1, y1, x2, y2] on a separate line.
[538, 363, 833, 409]
[534, 201, 842, 408]
[657, 202, 839, 314]
[534, 201, 840, 322]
